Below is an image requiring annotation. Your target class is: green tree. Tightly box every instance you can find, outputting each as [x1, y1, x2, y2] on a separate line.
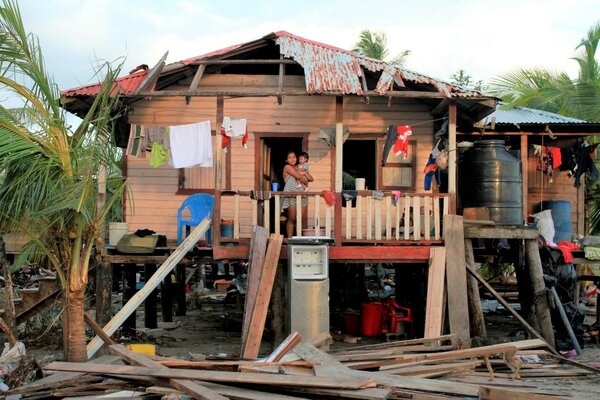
[0, 0, 124, 361]
[489, 23, 600, 122]
[489, 22, 600, 234]
[352, 29, 410, 67]
[449, 69, 485, 91]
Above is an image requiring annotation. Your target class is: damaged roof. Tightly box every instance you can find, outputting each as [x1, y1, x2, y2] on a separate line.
[62, 31, 488, 100]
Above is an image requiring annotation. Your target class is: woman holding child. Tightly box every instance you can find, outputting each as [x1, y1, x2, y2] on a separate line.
[281, 150, 313, 238]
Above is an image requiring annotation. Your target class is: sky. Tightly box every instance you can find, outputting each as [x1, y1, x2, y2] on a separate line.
[15, 0, 600, 92]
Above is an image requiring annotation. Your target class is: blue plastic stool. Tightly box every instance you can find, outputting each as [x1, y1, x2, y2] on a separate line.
[177, 193, 215, 245]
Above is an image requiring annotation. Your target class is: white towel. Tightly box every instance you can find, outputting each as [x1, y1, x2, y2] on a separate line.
[169, 121, 213, 168]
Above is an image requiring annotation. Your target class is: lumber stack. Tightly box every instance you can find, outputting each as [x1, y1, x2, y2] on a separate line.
[11, 333, 597, 399]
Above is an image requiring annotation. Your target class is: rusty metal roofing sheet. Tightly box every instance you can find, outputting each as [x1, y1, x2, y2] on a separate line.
[62, 70, 148, 96]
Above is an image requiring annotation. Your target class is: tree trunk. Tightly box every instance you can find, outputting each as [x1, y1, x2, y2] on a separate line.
[64, 289, 87, 362]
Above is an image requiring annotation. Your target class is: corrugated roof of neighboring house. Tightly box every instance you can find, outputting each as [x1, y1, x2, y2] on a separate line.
[62, 31, 486, 99]
[486, 102, 592, 125]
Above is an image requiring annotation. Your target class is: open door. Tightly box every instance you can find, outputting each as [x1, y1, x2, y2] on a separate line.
[256, 135, 304, 190]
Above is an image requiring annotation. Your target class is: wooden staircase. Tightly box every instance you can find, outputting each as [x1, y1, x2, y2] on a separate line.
[1, 275, 60, 325]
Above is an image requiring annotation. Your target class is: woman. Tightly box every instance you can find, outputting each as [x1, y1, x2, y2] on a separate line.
[281, 151, 313, 238]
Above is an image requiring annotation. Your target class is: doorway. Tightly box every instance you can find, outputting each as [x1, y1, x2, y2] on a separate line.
[257, 136, 304, 191]
[256, 134, 306, 232]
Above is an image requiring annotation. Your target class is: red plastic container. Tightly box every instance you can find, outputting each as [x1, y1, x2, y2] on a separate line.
[361, 302, 384, 337]
[341, 312, 361, 335]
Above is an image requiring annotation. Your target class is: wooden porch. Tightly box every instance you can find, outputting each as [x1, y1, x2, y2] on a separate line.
[211, 190, 449, 262]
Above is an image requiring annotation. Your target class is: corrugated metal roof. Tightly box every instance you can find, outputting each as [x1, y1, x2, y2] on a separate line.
[62, 31, 485, 99]
[62, 69, 148, 96]
[486, 102, 591, 125]
[273, 31, 482, 98]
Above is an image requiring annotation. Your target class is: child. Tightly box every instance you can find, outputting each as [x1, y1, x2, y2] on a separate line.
[297, 151, 310, 191]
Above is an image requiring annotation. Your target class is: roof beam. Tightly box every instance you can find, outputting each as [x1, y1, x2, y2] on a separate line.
[188, 64, 206, 93]
[129, 89, 464, 99]
[277, 55, 285, 105]
[191, 59, 298, 65]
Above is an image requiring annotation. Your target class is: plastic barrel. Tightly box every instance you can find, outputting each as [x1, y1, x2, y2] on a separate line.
[361, 302, 384, 337]
[541, 200, 572, 243]
[220, 223, 234, 238]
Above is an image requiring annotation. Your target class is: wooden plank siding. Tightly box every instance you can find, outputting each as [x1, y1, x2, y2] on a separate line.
[124, 75, 437, 241]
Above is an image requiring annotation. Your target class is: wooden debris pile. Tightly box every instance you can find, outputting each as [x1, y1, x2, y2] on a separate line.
[8, 332, 598, 399]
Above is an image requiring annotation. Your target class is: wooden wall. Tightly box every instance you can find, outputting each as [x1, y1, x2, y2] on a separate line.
[526, 147, 583, 237]
[125, 74, 437, 240]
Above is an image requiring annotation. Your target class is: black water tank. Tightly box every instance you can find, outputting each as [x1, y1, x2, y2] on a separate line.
[459, 140, 523, 225]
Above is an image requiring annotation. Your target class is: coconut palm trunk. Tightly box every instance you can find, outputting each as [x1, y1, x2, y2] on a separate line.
[0, 0, 125, 360]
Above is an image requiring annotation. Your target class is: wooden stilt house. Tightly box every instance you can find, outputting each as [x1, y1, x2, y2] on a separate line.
[61, 31, 497, 264]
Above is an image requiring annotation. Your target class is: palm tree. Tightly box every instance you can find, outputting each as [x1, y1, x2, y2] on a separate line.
[0, 0, 124, 361]
[489, 22, 600, 122]
[489, 22, 600, 234]
[352, 29, 410, 67]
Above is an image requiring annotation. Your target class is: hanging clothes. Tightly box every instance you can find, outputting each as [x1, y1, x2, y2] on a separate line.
[221, 116, 248, 153]
[149, 142, 169, 168]
[424, 139, 443, 190]
[550, 147, 562, 169]
[382, 124, 412, 166]
[574, 143, 599, 188]
[170, 120, 213, 168]
[533, 145, 554, 178]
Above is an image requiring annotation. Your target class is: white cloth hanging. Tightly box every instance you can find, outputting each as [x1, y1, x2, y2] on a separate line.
[169, 120, 213, 168]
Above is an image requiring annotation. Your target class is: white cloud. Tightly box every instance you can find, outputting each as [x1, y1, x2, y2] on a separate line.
[15, 0, 600, 90]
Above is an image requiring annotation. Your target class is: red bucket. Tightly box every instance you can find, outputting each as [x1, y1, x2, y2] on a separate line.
[361, 302, 384, 337]
[341, 312, 360, 335]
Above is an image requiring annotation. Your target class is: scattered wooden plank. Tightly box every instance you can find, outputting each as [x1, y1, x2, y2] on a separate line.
[478, 385, 567, 400]
[443, 215, 470, 345]
[8, 355, 120, 395]
[110, 344, 227, 400]
[464, 239, 486, 338]
[87, 218, 211, 358]
[465, 267, 559, 356]
[424, 247, 446, 339]
[242, 233, 284, 358]
[265, 331, 302, 362]
[45, 361, 376, 390]
[329, 335, 454, 353]
[241, 225, 269, 352]
[383, 360, 481, 377]
[292, 341, 481, 398]
[84, 312, 114, 346]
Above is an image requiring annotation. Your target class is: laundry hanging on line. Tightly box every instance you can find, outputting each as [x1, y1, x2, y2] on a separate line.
[221, 116, 248, 152]
[169, 120, 213, 168]
[382, 124, 412, 166]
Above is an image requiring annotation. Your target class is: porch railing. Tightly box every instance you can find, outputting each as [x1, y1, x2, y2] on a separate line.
[214, 190, 449, 245]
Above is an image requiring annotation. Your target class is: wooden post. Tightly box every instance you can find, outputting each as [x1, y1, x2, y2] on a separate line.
[464, 239, 486, 338]
[144, 264, 157, 329]
[525, 239, 555, 345]
[95, 262, 112, 328]
[123, 266, 137, 334]
[175, 264, 186, 316]
[215, 96, 224, 190]
[520, 134, 529, 223]
[335, 122, 343, 192]
[448, 102, 457, 214]
[161, 274, 173, 323]
[271, 265, 287, 348]
[443, 214, 470, 344]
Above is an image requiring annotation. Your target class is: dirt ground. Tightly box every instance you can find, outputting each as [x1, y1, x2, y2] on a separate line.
[14, 293, 600, 399]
